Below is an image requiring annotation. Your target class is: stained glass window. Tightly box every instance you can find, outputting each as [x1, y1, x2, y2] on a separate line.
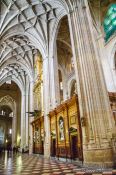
[103, 4, 116, 42]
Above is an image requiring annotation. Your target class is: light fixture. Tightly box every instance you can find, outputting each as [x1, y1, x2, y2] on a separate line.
[9, 129, 12, 134]
[0, 110, 5, 116]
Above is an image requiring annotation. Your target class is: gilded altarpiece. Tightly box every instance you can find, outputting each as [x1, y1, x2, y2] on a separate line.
[109, 92, 116, 164]
[32, 116, 44, 154]
[49, 95, 83, 160]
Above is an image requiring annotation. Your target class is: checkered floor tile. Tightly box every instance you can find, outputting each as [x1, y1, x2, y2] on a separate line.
[0, 151, 115, 175]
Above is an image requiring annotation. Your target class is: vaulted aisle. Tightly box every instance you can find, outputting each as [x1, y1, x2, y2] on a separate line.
[0, 0, 116, 169]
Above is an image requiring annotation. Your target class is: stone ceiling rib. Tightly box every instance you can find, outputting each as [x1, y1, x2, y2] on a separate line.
[0, 65, 26, 87]
[0, 0, 67, 91]
[0, 35, 36, 69]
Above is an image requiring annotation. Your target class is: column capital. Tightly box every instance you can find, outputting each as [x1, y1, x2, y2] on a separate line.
[49, 56, 54, 60]
[43, 56, 48, 61]
[22, 92, 26, 96]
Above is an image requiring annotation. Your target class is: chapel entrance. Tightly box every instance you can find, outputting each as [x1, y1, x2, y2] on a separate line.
[71, 135, 78, 159]
[51, 139, 56, 157]
[49, 95, 83, 161]
[0, 105, 13, 151]
[41, 140, 44, 154]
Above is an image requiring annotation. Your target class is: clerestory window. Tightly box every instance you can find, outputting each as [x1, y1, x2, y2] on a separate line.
[103, 4, 116, 42]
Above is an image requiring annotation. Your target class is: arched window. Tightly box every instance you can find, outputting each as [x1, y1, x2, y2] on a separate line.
[103, 4, 116, 42]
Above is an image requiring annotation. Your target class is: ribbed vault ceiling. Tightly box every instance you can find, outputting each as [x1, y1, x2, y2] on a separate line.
[0, 0, 112, 90]
[0, 0, 67, 91]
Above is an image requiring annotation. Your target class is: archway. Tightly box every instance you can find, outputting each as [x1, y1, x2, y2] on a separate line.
[0, 105, 13, 150]
[56, 16, 75, 101]
[0, 81, 21, 148]
[49, 15, 83, 161]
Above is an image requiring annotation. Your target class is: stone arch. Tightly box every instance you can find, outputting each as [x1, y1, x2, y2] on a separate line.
[0, 95, 17, 147]
[50, 14, 68, 58]
[69, 78, 77, 98]
[1, 62, 33, 83]
[0, 0, 70, 62]
[108, 41, 116, 91]
[111, 43, 116, 70]
[1, 31, 46, 61]
[0, 77, 24, 95]
[0, 95, 15, 111]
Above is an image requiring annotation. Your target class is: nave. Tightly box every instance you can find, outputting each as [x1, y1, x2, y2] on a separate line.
[0, 151, 115, 175]
[0, 0, 116, 169]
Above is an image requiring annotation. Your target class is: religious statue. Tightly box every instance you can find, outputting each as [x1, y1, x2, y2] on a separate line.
[59, 117, 65, 141]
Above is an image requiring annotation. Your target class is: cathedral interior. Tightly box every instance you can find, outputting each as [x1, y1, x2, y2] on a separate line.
[0, 0, 116, 174]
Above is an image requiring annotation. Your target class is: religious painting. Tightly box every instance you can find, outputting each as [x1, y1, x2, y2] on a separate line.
[70, 115, 76, 125]
[59, 117, 65, 141]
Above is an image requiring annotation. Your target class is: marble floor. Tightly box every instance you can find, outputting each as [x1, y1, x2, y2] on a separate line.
[0, 151, 115, 175]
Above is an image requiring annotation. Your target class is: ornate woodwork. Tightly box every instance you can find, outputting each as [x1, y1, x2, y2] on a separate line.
[31, 116, 44, 154]
[109, 92, 116, 125]
[49, 95, 83, 161]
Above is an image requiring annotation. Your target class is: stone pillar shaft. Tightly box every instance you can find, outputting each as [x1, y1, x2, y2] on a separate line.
[68, 0, 115, 165]
[49, 56, 60, 109]
[43, 58, 50, 157]
[29, 81, 34, 154]
[21, 93, 26, 149]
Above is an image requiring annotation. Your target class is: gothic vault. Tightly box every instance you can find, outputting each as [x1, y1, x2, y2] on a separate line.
[0, 0, 116, 167]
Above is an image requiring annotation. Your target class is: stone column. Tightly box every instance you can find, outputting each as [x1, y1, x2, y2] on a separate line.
[29, 81, 34, 154]
[25, 81, 29, 146]
[97, 34, 116, 131]
[43, 57, 50, 157]
[68, 0, 115, 165]
[12, 103, 17, 147]
[41, 80, 44, 115]
[21, 92, 26, 150]
[49, 56, 60, 109]
[63, 78, 68, 101]
[43, 54, 61, 156]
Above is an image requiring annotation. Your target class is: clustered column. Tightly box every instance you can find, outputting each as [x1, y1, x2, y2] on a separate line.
[21, 92, 26, 150]
[49, 56, 60, 109]
[43, 57, 50, 157]
[29, 81, 34, 154]
[68, 0, 115, 164]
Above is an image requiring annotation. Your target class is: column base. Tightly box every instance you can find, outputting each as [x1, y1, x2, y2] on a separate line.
[83, 147, 113, 168]
[29, 143, 33, 154]
[44, 143, 50, 158]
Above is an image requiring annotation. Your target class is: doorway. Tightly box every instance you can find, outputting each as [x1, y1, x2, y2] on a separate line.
[51, 139, 56, 157]
[41, 140, 44, 154]
[0, 105, 13, 150]
[71, 135, 78, 159]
